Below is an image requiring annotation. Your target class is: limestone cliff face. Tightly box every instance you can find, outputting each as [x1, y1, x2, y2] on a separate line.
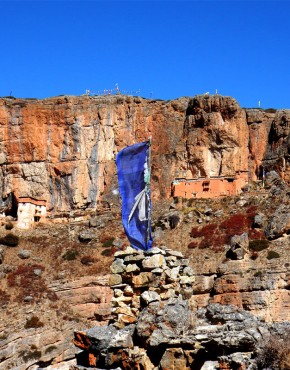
[0, 95, 289, 214]
[184, 95, 249, 178]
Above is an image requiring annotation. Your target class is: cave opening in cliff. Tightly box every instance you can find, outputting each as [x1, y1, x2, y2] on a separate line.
[5, 193, 18, 218]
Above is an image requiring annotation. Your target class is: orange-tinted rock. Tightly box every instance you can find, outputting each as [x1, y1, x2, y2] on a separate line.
[0, 94, 289, 217]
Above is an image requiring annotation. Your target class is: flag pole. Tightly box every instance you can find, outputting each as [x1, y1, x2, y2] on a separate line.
[146, 136, 152, 248]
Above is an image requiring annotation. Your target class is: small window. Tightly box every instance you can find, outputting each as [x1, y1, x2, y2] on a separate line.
[202, 181, 210, 191]
[34, 216, 40, 222]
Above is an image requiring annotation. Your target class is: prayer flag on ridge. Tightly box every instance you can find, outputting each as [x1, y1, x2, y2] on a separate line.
[116, 141, 153, 251]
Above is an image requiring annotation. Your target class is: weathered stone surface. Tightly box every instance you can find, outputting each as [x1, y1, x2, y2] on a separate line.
[0, 246, 5, 264]
[142, 254, 166, 270]
[140, 290, 160, 306]
[0, 95, 289, 225]
[265, 204, 290, 239]
[132, 272, 153, 287]
[110, 258, 126, 274]
[17, 249, 31, 259]
[78, 230, 95, 243]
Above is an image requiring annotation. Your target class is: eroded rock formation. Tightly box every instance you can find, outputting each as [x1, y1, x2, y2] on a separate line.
[0, 94, 289, 218]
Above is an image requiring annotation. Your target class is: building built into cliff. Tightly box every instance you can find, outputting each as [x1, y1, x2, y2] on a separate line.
[17, 197, 47, 229]
[172, 172, 248, 199]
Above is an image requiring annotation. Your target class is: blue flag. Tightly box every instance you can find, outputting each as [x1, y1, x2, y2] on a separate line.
[116, 141, 153, 251]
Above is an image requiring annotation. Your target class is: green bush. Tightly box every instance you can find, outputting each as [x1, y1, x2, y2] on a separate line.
[249, 239, 270, 252]
[267, 250, 280, 260]
[0, 233, 19, 247]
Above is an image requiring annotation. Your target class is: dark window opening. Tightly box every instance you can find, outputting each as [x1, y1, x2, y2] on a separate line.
[202, 181, 210, 191]
[5, 193, 18, 218]
[34, 216, 41, 222]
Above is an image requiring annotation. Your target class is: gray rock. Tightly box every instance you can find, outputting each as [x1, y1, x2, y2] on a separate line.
[18, 249, 31, 259]
[214, 210, 224, 217]
[253, 213, 265, 228]
[265, 204, 290, 239]
[146, 247, 165, 255]
[152, 227, 164, 240]
[227, 233, 249, 260]
[183, 266, 194, 276]
[110, 258, 126, 274]
[34, 268, 43, 276]
[140, 290, 160, 306]
[0, 247, 5, 264]
[23, 295, 33, 302]
[112, 238, 124, 248]
[89, 217, 105, 228]
[78, 230, 95, 243]
[142, 254, 166, 270]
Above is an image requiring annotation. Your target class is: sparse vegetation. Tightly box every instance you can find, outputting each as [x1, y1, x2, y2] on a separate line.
[0, 289, 10, 306]
[187, 206, 262, 252]
[7, 264, 47, 302]
[0, 233, 19, 247]
[62, 249, 79, 261]
[249, 239, 270, 252]
[255, 332, 290, 370]
[24, 316, 44, 329]
[267, 250, 280, 260]
[100, 237, 115, 248]
[80, 255, 95, 265]
[101, 247, 118, 256]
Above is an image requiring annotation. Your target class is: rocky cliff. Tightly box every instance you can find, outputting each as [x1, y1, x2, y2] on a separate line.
[0, 94, 290, 370]
[0, 94, 289, 215]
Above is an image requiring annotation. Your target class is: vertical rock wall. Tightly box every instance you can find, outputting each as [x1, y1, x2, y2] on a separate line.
[0, 95, 289, 216]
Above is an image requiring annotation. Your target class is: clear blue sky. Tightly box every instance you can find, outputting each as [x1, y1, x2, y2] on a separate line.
[1, 1, 290, 109]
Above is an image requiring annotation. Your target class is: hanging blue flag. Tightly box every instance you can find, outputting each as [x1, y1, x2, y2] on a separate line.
[116, 141, 153, 251]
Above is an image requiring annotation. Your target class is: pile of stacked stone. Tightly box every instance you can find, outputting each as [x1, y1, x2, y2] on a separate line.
[109, 246, 195, 328]
[73, 246, 290, 370]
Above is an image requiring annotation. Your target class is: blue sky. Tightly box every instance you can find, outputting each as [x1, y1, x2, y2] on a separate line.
[1, 1, 290, 108]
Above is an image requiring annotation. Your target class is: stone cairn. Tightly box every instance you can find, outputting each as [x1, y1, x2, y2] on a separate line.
[109, 246, 194, 328]
[73, 246, 290, 370]
[73, 246, 195, 369]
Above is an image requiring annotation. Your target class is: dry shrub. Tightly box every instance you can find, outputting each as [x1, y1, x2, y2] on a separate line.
[100, 236, 115, 248]
[0, 233, 19, 247]
[0, 288, 10, 306]
[188, 206, 267, 253]
[62, 249, 79, 261]
[25, 315, 44, 329]
[188, 241, 199, 249]
[101, 247, 118, 257]
[267, 250, 280, 260]
[190, 224, 218, 238]
[249, 228, 266, 240]
[80, 255, 95, 265]
[256, 332, 290, 370]
[7, 264, 47, 302]
[249, 240, 270, 252]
